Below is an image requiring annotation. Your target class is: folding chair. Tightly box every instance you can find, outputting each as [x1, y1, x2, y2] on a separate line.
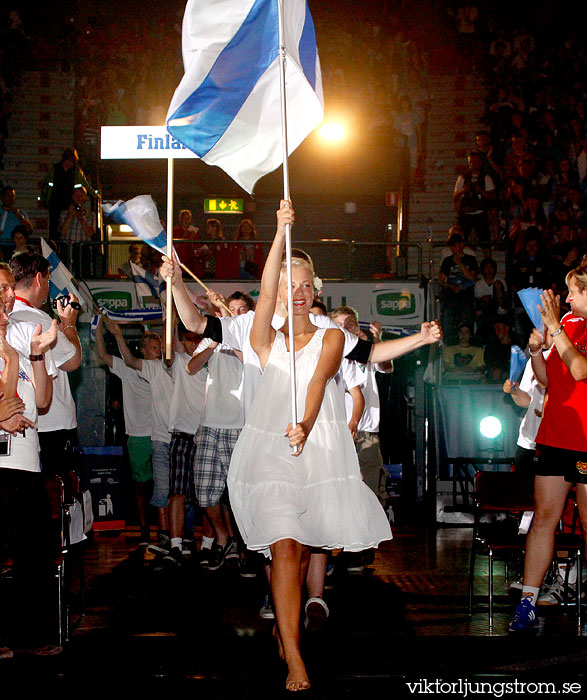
[468, 470, 535, 632]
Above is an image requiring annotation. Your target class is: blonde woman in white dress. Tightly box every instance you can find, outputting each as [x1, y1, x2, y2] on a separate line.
[227, 201, 392, 691]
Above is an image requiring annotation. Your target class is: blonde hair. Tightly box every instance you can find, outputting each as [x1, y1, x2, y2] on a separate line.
[566, 261, 587, 293]
[279, 257, 316, 287]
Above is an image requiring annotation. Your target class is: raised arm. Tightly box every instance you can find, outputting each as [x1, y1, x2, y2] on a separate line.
[286, 328, 344, 455]
[106, 317, 142, 371]
[159, 256, 208, 334]
[56, 293, 82, 371]
[94, 314, 113, 368]
[250, 200, 294, 368]
[539, 289, 587, 382]
[187, 342, 217, 375]
[29, 321, 58, 409]
[369, 321, 442, 364]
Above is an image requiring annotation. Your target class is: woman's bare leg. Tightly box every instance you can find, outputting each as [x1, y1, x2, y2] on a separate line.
[271, 539, 311, 691]
[523, 475, 572, 587]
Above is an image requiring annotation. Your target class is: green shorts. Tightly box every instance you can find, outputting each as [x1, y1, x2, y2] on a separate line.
[127, 435, 153, 483]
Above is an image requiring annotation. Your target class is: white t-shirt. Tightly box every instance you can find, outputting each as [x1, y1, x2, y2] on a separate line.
[219, 310, 359, 417]
[195, 338, 244, 429]
[0, 357, 40, 472]
[340, 357, 367, 422]
[344, 361, 392, 433]
[137, 358, 174, 444]
[474, 277, 507, 298]
[10, 300, 77, 431]
[168, 352, 207, 434]
[517, 359, 545, 450]
[109, 356, 152, 437]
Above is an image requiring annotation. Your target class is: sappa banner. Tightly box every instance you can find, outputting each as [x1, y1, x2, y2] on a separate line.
[79, 280, 426, 333]
[186, 280, 426, 334]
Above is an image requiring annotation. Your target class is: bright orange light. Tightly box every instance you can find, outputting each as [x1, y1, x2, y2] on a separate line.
[319, 121, 346, 143]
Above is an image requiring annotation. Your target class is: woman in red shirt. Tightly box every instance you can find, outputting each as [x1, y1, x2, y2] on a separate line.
[510, 261, 587, 631]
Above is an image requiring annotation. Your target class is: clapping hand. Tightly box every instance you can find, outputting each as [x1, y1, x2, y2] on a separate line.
[538, 290, 561, 334]
[30, 320, 58, 355]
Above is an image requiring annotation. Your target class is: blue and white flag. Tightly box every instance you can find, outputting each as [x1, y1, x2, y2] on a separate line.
[166, 0, 324, 194]
[89, 307, 164, 343]
[102, 196, 167, 255]
[40, 238, 86, 309]
[130, 261, 160, 308]
[509, 345, 527, 383]
[517, 288, 545, 335]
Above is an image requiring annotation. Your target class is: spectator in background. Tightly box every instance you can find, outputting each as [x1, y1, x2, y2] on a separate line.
[474, 258, 508, 341]
[173, 209, 206, 279]
[438, 230, 479, 338]
[119, 243, 147, 279]
[58, 186, 94, 243]
[0, 186, 32, 251]
[453, 151, 496, 242]
[9, 225, 33, 257]
[442, 322, 485, 383]
[40, 148, 94, 241]
[235, 219, 265, 280]
[484, 316, 516, 383]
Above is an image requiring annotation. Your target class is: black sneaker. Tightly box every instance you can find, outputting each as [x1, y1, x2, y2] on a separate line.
[147, 532, 170, 555]
[225, 537, 239, 560]
[139, 528, 151, 547]
[163, 546, 184, 566]
[197, 546, 212, 568]
[208, 542, 228, 571]
[239, 555, 257, 578]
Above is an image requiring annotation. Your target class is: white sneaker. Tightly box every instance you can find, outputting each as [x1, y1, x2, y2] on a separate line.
[537, 574, 576, 606]
[259, 594, 275, 620]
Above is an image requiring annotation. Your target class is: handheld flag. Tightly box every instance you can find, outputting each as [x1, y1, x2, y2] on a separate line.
[166, 0, 324, 193]
[130, 261, 160, 309]
[509, 345, 527, 383]
[517, 288, 545, 335]
[102, 196, 167, 255]
[40, 238, 86, 309]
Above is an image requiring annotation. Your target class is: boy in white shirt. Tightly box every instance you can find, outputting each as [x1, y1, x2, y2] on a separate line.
[95, 315, 154, 546]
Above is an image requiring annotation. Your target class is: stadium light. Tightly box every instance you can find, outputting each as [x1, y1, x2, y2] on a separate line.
[479, 416, 502, 439]
[319, 121, 346, 143]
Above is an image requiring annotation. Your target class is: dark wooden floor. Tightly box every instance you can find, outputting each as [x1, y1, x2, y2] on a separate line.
[2, 523, 587, 697]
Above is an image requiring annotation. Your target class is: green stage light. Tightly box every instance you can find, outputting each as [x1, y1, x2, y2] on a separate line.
[479, 416, 502, 439]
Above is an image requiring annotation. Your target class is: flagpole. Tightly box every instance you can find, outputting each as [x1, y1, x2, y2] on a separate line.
[166, 157, 174, 360]
[278, 0, 298, 451]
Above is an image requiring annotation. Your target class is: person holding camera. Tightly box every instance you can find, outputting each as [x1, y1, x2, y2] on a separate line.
[9, 253, 82, 481]
[58, 186, 94, 243]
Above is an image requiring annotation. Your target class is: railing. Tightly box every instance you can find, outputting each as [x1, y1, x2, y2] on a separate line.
[67, 239, 425, 282]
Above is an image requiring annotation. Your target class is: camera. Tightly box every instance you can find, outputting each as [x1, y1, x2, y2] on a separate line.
[51, 296, 81, 311]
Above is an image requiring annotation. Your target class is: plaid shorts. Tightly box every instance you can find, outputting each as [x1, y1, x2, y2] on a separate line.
[169, 432, 197, 500]
[194, 425, 241, 507]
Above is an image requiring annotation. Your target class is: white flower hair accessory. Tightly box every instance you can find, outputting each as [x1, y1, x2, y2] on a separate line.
[313, 276, 323, 291]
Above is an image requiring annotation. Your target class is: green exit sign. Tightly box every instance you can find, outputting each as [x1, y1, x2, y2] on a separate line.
[204, 198, 244, 214]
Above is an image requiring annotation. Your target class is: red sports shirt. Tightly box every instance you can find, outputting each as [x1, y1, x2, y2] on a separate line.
[535, 313, 587, 452]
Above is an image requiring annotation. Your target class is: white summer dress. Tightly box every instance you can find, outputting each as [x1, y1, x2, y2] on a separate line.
[228, 327, 392, 554]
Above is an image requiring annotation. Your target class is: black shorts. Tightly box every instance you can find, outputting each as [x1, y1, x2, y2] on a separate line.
[534, 443, 587, 483]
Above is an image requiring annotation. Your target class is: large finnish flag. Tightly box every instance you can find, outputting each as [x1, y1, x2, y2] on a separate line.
[102, 195, 167, 255]
[166, 0, 324, 194]
[40, 238, 86, 308]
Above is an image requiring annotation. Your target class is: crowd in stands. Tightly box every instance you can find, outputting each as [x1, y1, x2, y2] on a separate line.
[439, 9, 587, 384]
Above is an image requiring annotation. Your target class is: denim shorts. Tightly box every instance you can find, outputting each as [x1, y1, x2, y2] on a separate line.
[150, 439, 170, 507]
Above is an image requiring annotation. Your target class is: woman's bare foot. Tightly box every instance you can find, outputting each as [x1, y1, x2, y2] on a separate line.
[272, 624, 284, 660]
[285, 655, 311, 692]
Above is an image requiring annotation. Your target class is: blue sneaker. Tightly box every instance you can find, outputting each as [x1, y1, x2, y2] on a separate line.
[509, 597, 538, 632]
